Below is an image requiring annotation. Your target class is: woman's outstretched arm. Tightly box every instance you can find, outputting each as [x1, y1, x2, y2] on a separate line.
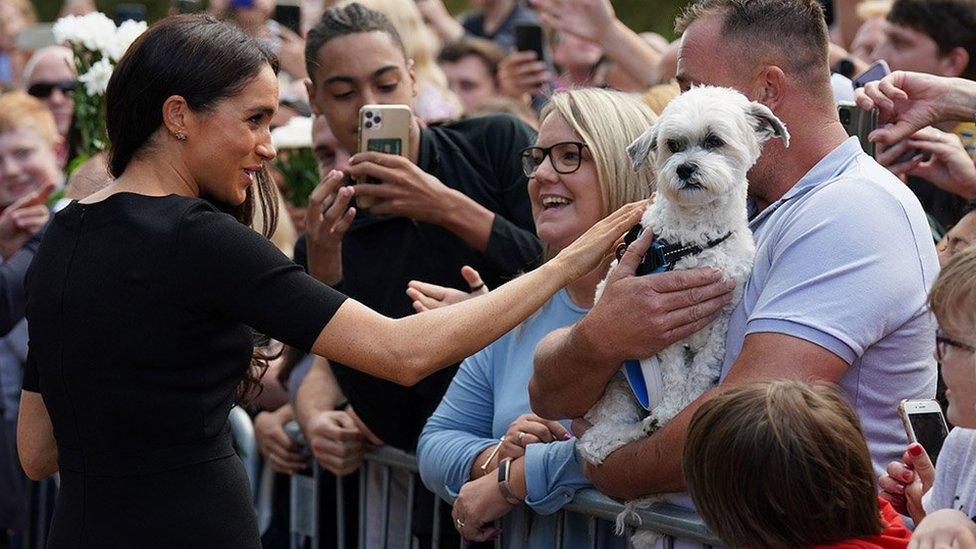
[311, 202, 644, 386]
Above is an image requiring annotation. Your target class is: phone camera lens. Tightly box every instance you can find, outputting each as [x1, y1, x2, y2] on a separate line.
[365, 111, 373, 118]
[365, 121, 373, 129]
[840, 110, 850, 124]
[374, 116, 382, 123]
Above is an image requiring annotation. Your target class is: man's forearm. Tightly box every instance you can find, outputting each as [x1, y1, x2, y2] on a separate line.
[438, 190, 495, 253]
[529, 323, 619, 420]
[600, 20, 660, 88]
[294, 357, 343, 430]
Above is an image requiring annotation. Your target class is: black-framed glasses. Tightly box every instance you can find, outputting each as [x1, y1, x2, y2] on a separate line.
[936, 329, 976, 362]
[519, 141, 588, 178]
[27, 80, 75, 99]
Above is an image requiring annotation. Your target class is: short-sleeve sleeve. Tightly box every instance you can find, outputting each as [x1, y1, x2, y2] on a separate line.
[745, 178, 934, 363]
[22, 346, 38, 392]
[176, 200, 347, 352]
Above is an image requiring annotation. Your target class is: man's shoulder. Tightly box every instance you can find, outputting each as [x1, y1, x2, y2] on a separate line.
[428, 114, 536, 156]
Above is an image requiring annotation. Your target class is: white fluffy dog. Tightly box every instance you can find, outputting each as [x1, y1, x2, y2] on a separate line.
[576, 86, 789, 542]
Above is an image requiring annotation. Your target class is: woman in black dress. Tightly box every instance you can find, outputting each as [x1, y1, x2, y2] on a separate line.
[14, 14, 640, 549]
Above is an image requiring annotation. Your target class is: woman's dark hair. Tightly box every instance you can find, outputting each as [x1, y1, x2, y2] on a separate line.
[304, 3, 407, 80]
[683, 380, 883, 548]
[105, 14, 281, 404]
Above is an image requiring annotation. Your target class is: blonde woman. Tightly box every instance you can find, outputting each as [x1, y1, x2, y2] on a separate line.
[337, 0, 462, 122]
[416, 89, 663, 546]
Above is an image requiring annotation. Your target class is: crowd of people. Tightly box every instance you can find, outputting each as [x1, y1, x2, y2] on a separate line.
[0, 0, 975, 547]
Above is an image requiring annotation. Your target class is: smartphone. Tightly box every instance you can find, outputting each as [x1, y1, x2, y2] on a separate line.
[114, 3, 147, 24]
[357, 104, 411, 209]
[838, 101, 876, 157]
[273, 0, 302, 36]
[899, 399, 949, 464]
[515, 23, 547, 63]
[852, 59, 890, 89]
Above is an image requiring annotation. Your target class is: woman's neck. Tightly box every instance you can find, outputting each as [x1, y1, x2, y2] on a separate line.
[564, 256, 611, 309]
[84, 154, 197, 203]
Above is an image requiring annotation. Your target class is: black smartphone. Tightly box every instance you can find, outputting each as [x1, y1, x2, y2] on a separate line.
[273, 0, 302, 36]
[838, 101, 876, 157]
[114, 3, 147, 24]
[515, 23, 547, 62]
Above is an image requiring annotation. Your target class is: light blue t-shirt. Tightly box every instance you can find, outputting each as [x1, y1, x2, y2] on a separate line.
[721, 136, 940, 474]
[418, 289, 626, 548]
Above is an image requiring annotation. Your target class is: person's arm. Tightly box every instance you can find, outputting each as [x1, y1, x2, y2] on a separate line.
[310, 200, 642, 387]
[17, 390, 57, 480]
[833, 0, 865, 49]
[417, 348, 499, 501]
[856, 72, 976, 145]
[0, 230, 43, 336]
[578, 333, 848, 499]
[529, 230, 734, 419]
[293, 356, 343, 430]
[529, 0, 660, 88]
[520, 439, 590, 514]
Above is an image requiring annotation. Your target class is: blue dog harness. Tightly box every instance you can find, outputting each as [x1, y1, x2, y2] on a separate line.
[614, 224, 732, 409]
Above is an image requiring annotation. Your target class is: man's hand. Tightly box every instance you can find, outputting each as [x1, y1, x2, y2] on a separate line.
[577, 229, 734, 364]
[348, 152, 461, 225]
[406, 266, 488, 313]
[254, 405, 308, 475]
[305, 170, 356, 286]
[855, 71, 970, 145]
[876, 127, 976, 199]
[304, 407, 381, 476]
[909, 509, 976, 549]
[529, 0, 615, 45]
[497, 51, 550, 101]
[0, 183, 54, 260]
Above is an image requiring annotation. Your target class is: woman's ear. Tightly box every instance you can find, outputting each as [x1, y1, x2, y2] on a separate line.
[407, 58, 418, 99]
[161, 95, 190, 139]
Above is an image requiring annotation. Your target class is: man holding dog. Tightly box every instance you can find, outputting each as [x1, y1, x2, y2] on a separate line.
[529, 0, 939, 500]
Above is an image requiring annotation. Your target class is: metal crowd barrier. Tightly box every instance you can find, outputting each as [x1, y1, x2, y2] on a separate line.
[289, 444, 724, 549]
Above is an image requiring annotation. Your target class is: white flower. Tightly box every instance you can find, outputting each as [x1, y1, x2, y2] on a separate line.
[54, 12, 117, 52]
[52, 15, 85, 46]
[78, 58, 114, 96]
[272, 116, 314, 149]
[107, 20, 147, 61]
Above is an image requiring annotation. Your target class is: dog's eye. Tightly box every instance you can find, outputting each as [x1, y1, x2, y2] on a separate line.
[703, 135, 724, 149]
[666, 139, 683, 153]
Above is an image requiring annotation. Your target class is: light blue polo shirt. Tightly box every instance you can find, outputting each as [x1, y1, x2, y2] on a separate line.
[721, 136, 939, 475]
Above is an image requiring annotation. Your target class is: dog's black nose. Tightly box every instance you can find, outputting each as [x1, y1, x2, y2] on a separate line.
[676, 163, 698, 180]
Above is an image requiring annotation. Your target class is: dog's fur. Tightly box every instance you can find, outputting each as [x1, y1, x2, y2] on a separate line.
[576, 86, 789, 545]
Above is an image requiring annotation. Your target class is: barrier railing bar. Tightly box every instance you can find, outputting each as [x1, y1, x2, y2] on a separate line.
[562, 490, 721, 544]
[587, 515, 597, 549]
[554, 510, 565, 548]
[380, 466, 391, 549]
[663, 534, 675, 549]
[336, 475, 346, 549]
[403, 474, 415, 549]
[431, 493, 442, 549]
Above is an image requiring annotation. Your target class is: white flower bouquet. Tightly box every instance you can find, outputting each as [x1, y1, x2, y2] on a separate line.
[271, 116, 319, 207]
[54, 13, 147, 167]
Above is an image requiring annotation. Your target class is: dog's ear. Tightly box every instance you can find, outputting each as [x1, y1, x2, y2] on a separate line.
[627, 123, 658, 171]
[745, 102, 790, 148]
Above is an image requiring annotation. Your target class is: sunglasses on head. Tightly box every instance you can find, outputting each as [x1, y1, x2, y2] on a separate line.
[27, 81, 76, 99]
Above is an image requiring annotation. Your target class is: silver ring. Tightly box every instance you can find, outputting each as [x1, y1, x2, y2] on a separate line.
[517, 431, 526, 443]
[456, 518, 465, 528]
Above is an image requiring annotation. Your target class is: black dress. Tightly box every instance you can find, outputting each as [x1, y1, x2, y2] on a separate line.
[21, 193, 346, 548]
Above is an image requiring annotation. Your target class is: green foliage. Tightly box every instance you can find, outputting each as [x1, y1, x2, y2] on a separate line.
[275, 147, 320, 207]
[31, 0, 687, 39]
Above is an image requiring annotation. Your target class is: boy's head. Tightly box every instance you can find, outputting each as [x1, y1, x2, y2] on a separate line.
[437, 37, 503, 113]
[875, 0, 976, 79]
[683, 380, 883, 548]
[0, 92, 64, 207]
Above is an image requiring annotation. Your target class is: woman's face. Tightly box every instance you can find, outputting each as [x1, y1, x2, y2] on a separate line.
[938, 314, 976, 427]
[527, 113, 603, 251]
[185, 64, 278, 206]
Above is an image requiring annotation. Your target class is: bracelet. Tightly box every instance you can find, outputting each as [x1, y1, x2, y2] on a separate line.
[497, 458, 522, 505]
[479, 437, 505, 473]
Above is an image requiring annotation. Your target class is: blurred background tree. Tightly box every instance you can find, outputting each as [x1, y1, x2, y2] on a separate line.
[29, 0, 686, 39]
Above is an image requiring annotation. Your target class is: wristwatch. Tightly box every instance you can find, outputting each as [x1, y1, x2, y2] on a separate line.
[497, 458, 522, 505]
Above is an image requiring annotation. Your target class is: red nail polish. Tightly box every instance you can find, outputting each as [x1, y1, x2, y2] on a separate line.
[909, 444, 923, 456]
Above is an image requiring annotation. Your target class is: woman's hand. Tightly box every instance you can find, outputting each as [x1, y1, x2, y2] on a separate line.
[495, 414, 571, 465]
[305, 170, 356, 286]
[406, 266, 488, 313]
[876, 127, 976, 199]
[254, 405, 308, 475]
[529, 0, 616, 45]
[452, 471, 511, 542]
[909, 509, 976, 549]
[550, 201, 646, 283]
[878, 443, 936, 523]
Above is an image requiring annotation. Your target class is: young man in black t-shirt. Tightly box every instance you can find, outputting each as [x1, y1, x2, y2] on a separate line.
[293, 4, 542, 546]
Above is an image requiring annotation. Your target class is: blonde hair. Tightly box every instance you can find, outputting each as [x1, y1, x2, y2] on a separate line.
[642, 81, 681, 116]
[930, 246, 976, 339]
[0, 92, 59, 144]
[539, 89, 656, 216]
